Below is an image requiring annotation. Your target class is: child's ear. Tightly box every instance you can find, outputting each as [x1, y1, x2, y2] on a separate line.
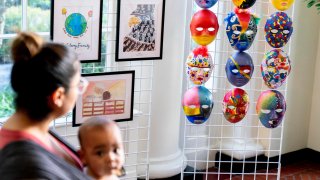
[78, 149, 87, 166]
[50, 87, 66, 108]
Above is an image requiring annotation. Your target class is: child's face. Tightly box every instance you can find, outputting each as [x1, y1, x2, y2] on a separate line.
[80, 125, 124, 179]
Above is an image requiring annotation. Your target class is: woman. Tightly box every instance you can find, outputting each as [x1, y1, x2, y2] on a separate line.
[0, 32, 89, 179]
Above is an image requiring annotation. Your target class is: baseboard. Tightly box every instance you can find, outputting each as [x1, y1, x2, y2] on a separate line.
[215, 148, 320, 173]
[142, 148, 320, 179]
[280, 148, 320, 166]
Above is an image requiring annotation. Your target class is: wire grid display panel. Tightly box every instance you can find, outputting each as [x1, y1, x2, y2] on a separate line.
[181, 0, 292, 179]
[51, 0, 153, 179]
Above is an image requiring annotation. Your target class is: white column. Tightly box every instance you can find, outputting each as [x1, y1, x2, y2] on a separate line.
[147, 0, 188, 178]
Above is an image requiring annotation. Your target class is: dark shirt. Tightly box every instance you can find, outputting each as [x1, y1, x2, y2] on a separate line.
[0, 140, 90, 180]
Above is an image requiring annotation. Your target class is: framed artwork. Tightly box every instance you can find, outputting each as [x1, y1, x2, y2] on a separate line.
[72, 71, 135, 127]
[116, 0, 166, 61]
[51, 0, 103, 63]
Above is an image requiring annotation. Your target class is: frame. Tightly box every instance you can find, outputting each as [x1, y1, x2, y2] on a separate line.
[72, 71, 135, 127]
[116, 0, 165, 61]
[51, 0, 103, 63]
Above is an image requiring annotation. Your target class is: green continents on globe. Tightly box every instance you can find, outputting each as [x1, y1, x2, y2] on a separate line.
[65, 13, 87, 36]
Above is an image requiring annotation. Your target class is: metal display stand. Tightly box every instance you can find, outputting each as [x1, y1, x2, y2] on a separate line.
[181, 0, 293, 179]
[0, 0, 295, 179]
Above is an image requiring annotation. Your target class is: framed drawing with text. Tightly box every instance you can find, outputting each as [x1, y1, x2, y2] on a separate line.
[72, 71, 135, 127]
[116, 0, 165, 61]
[51, 0, 103, 63]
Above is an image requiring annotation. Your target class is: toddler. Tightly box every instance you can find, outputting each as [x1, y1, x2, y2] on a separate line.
[78, 117, 125, 180]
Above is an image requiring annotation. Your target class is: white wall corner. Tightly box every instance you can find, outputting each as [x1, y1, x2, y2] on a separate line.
[282, 1, 320, 154]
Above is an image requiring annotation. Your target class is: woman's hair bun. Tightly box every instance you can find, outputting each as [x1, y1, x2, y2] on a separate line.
[11, 32, 44, 63]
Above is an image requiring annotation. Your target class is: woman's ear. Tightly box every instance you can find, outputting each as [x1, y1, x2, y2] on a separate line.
[51, 87, 66, 108]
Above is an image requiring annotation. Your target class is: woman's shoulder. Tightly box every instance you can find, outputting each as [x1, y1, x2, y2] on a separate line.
[0, 140, 89, 180]
[0, 128, 31, 149]
[0, 124, 48, 150]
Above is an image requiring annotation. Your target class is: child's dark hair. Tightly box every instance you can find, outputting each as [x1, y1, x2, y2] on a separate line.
[10, 32, 79, 120]
[78, 117, 116, 147]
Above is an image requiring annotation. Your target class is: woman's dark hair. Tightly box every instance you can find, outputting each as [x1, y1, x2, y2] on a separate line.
[10, 32, 79, 120]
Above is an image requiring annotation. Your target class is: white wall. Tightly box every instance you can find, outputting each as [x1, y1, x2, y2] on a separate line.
[308, 29, 320, 151]
[282, 2, 320, 154]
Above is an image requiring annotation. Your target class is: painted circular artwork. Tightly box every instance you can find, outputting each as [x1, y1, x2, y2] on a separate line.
[65, 13, 87, 36]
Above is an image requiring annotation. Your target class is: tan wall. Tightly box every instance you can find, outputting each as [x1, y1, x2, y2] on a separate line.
[282, 2, 320, 154]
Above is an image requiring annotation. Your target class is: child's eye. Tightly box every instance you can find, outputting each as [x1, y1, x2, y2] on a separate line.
[96, 150, 106, 157]
[114, 148, 121, 154]
[114, 148, 118, 154]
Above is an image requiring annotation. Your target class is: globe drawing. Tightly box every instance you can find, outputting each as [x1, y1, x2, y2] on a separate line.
[65, 13, 87, 36]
